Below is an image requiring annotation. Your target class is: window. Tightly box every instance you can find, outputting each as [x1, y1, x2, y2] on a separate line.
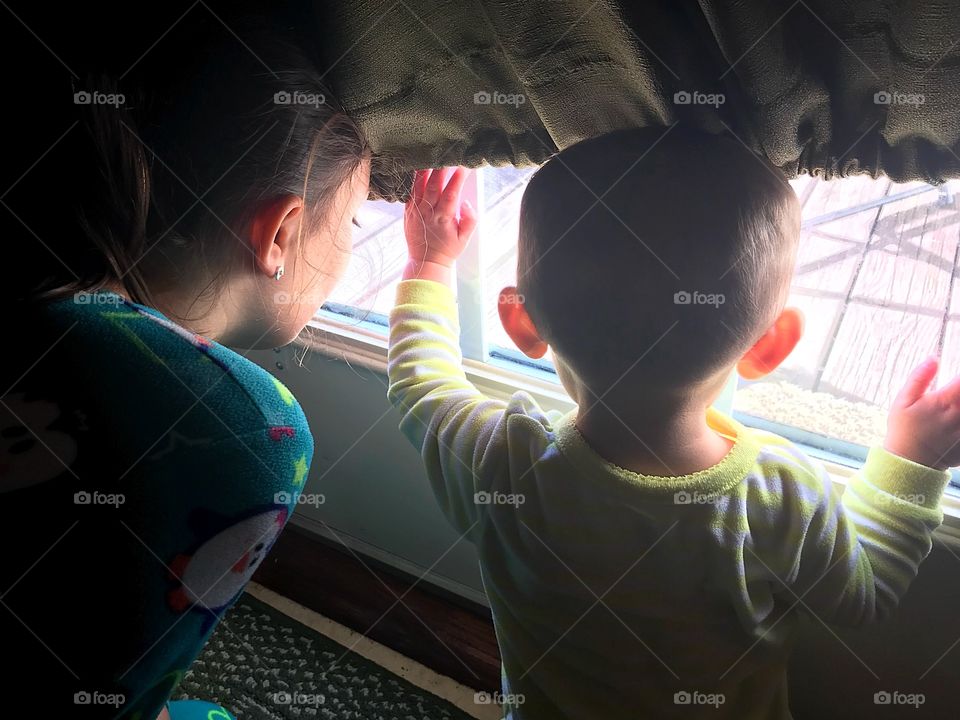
[323, 198, 407, 325]
[735, 175, 960, 465]
[320, 167, 960, 479]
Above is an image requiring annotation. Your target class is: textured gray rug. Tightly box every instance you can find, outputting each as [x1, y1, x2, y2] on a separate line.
[174, 594, 477, 719]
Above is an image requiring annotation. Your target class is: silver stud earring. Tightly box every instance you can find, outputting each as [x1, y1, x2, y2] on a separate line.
[274, 265, 284, 281]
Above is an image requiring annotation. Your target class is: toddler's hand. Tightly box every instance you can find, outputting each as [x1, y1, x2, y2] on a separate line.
[404, 168, 477, 269]
[885, 357, 960, 470]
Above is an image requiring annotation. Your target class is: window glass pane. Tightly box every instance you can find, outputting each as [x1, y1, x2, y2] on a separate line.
[323, 199, 407, 324]
[481, 167, 539, 353]
[324, 190, 475, 326]
[734, 177, 960, 451]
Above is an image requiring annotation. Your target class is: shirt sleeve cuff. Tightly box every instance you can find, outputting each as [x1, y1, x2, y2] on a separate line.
[857, 446, 951, 510]
[395, 278, 457, 308]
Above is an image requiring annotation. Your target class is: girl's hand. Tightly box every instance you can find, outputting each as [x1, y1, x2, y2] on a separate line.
[885, 357, 960, 470]
[403, 168, 477, 282]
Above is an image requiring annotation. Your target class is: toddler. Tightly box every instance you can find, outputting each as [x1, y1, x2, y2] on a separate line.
[387, 127, 957, 719]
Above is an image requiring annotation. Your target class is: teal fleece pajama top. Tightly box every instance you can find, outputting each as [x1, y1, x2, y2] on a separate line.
[0, 289, 312, 718]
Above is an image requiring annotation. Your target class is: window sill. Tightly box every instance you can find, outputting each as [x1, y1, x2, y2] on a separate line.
[300, 315, 960, 548]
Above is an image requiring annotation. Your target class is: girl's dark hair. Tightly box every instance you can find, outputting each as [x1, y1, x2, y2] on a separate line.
[15, 10, 369, 311]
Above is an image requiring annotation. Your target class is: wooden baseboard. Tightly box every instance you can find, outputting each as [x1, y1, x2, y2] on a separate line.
[253, 524, 501, 692]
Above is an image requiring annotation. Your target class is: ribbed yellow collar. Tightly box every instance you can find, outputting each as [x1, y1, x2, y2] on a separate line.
[553, 407, 762, 501]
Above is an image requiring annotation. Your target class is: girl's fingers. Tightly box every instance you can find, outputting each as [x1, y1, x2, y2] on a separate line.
[436, 168, 469, 217]
[423, 167, 451, 206]
[894, 356, 939, 408]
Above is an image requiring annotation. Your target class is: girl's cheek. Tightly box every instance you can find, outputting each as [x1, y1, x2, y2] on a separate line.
[305, 229, 352, 306]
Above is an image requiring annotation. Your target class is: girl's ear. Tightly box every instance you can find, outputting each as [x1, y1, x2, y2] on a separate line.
[249, 195, 304, 278]
[498, 287, 549, 359]
[737, 307, 804, 380]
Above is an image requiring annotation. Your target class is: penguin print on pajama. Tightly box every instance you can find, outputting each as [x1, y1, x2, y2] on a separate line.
[167, 505, 290, 627]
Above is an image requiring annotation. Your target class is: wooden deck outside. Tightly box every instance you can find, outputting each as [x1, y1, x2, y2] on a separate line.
[790, 176, 960, 410]
[327, 169, 960, 417]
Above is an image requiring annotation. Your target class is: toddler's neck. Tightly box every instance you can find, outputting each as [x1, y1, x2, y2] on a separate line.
[574, 403, 734, 477]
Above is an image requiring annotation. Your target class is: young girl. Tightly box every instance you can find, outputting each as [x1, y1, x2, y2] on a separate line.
[1, 11, 370, 720]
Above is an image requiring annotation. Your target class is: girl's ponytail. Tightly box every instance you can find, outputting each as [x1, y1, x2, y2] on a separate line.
[65, 76, 154, 306]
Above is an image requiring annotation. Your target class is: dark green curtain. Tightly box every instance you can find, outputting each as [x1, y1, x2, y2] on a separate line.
[312, 1, 960, 201]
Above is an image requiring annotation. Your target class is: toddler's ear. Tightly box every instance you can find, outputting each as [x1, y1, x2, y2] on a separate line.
[737, 307, 804, 380]
[498, 287, 548, 359]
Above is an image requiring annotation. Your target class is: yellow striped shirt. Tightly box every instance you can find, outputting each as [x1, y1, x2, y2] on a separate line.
[388, 279, 949, 720]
